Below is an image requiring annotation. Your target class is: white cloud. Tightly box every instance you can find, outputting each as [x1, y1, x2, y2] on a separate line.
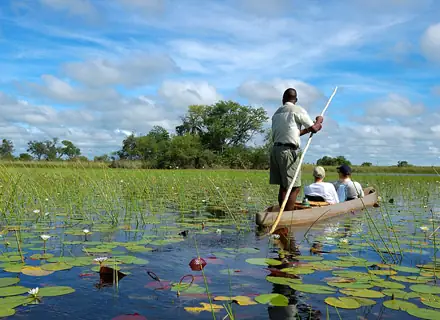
[421, 23, 440, 63]
[63, 53, 179, 88]
[158, 81, 222, 109]
[237, 79, 323, 109]
[365, 93, 425, 117]
[39, 0, 96, 17]
[117, 0, 164, 14]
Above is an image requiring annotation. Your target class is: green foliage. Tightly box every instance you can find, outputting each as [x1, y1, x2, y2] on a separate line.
[397, 160, 412, 167]
[316, 155, 352, 166]
[26, 138, 81, 160]
[0, 139, 14, 159]
[361, 162, 373, 167]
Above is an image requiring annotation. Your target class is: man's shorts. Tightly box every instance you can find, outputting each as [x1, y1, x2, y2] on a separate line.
[269, 145, 301, 189]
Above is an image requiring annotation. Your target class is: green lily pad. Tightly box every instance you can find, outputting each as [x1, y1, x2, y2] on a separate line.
[245, 258, 282, 266]
[295, 256, 323, 261]
[0, 295, 34, 308]
[265, 276, 301, 285]
[370, 280, 405, 289]
[30, 253, 54, 260]
[407, 308, 440, 320]
[410, 284, 440, 294]
[0, 286, 29, 297]
[369, 269, 397, 276]
[391, 265, 421, 273]
[382, 289, 420, 299]
[391, 276, 431, 284]
[0, 278, 20, 288]
[340, 288, 385, 298]
[324, 297, 361, 309]
[170, 283, 205, 294]
[280, 267, 314, 275]
[41, 262, 72, 271]
[328, 282, 373, 289]
[47, 257, 77, 264]
[290, 284, 336, 294]
[351, 297, 377, 306]
[332, 271, 380, 281]
[126, 246, 153, 253]
[383, 299, 418, 311]
[0, 308, 15, 317]
[82, 247, 110, 253]
[254, 293, 288, 306]
[3, 264, 26, 273]
[39, 286, 75, 297]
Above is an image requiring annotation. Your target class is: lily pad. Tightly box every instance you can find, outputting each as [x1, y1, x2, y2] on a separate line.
[39, 286, 75, 297]
[340, 288, 385, 298]
[407, 308, 440, 320]
[369, 269, 397, 276]
[0, 295, 34, 308]
[0, 278, 20, 288]
[265, 276, 301, 285]
[410, 284, 440, 294]
[245, 258, 282, 266]
[370, 280, 405, 289]
[30, 253, 54, 260]
[41, 262, 72, 271]
[0, 308, 15, 317]
[184, 302, 223, 314]
[382, 289, 420, 300]
[324, 297, 361, 309]
[21, 266, 55, 276]
[391, 265, 421, 273]
[280, 267, 314, 275]
[290, 284, 336, 294]
[295, 256, 324, 261]
[214, 295, 257, 306]
[0, 286, 29, 297]
[254, 293, 288, 306]
[328, 282, 373, 289]
[351, 297, 377, 306]
[391, 276, 431, 284]
[383, 299, 418, 311]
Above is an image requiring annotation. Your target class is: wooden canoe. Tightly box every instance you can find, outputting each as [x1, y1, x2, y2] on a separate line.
[256, 187, 378, 227]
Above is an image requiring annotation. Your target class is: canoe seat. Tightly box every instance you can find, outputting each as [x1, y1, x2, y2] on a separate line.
[305, 195, 326, 202]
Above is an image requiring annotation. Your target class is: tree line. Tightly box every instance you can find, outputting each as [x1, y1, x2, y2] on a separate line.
[0, 100, 409, 169]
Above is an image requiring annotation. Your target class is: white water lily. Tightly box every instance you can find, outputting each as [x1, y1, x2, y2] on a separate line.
[94, 257, 108, 263]
[40, 235, 51, 241]
[44, 212, 50, 217]
[45, 198, 49, 201]
[420, 226, 429, 232]
[216, 229, 222, 234]
[339, 238, 349, 244]
[28, 287, 39, 296]
[324, 223, 339, 235]
[83, 229, 90, 234]
[33, 209, 40, 214]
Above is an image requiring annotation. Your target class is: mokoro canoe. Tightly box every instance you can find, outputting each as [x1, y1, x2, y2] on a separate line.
[256, 187, 378, 227]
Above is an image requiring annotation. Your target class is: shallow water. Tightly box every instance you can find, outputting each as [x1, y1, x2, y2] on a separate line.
[0, 171, 440, 319]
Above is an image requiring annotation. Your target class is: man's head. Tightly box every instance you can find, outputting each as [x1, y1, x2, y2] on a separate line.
[282, 88, 298, 105]
[313, 166, 326, 181]
[337, 164, 352, 178]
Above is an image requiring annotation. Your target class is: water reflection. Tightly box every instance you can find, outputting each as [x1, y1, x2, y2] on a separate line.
[267, 227, 321, 320]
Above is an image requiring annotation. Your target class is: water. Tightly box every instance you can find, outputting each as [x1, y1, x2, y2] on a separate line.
[1, 174, 440, 319]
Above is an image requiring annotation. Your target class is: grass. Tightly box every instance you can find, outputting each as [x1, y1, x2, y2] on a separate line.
[1, 160, 439, 174]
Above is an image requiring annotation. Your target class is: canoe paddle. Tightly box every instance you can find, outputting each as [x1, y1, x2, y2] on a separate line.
[268, 86, 339, 235]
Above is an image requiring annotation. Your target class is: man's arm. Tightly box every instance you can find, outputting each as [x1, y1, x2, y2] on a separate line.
[300, 116, 324, 136]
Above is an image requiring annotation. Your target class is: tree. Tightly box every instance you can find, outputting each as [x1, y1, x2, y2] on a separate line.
[18, 153, 33, 161]
[59, 140, 81, 159]
[176, 101, 268, 152]
[117, 133, 139, 160]
[397, 160, 411, 167]
[166, 134, 202, 168]
[361, 162, 372, 167]
[27, 140, 47, 160]
[316, 155, 352, 166]
[94, 154, 110, 162]
[0, 139, 14, 159]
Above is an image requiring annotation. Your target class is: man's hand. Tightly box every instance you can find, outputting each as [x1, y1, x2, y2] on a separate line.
[315, 116, 324, 124]
[309, 122, 322, 133]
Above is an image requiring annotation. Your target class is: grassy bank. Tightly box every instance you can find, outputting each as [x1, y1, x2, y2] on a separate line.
[0, 160, 439, 175]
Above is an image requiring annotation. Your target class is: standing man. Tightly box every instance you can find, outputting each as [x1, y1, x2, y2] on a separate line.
[270, 88, 324, 210]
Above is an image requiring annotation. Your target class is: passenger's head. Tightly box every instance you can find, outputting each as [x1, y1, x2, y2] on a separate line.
[337, 164, 352, 178]
[282, 88, 298, 105]
[313, 166, 326, 181]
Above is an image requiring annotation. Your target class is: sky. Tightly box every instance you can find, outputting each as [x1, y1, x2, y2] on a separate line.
[0, 0, 439, 165]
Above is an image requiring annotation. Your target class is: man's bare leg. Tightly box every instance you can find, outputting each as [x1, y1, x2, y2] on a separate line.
[278, 186, 300, 211]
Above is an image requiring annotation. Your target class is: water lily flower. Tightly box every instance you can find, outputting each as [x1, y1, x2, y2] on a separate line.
[28, 287, 39, 297]
[33, 209, 40, 214]
[44, 212, 50, 217]
[420, 226, 429, 232]
[216, 229, 222, 234]
[94, 257, 108, 264]
[83, 229, 90, 234]
[45, 198, 49, 201]
[339, 238, 349, 244]
[40, 235, 51, 241]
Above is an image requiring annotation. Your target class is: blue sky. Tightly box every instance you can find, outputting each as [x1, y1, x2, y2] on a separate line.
[0, 0, 439, 165]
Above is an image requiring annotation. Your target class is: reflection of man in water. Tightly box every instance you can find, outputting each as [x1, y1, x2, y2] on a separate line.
[268, 228, 300, 319]
[268, 228, 320, 320]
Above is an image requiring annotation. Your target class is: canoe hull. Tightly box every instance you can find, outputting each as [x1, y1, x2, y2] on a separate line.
[256, 187, 378, 227]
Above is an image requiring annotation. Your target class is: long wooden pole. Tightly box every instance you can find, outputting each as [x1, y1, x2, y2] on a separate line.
[269, 86, 338, 234]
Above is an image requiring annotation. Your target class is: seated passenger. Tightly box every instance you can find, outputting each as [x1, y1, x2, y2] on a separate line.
[304, 166, 339, 204]
[333, 164, 364, 202]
